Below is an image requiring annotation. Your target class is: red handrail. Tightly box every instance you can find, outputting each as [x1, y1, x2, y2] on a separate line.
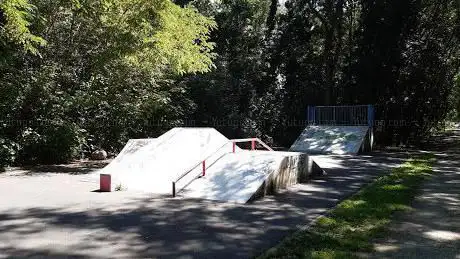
[172, 142, 231, 197]
[171, 138, 273, 197]
[229, 138, 274, 151]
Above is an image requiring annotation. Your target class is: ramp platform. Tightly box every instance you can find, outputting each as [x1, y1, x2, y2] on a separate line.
[290, 125, 371, 154]
[95, 127, 322, 203]
[101, 138, 157, 172]
[98, 128, 235, 193]
[179, 151, 319, 203]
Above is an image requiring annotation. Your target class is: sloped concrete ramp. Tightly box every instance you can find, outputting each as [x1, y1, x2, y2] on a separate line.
[101, 138, 157, 173]
[290, 125, 370, 154]
[96, 127, 322, 203]
[99, 128, 235, 193]
[180, 151, 319, 203]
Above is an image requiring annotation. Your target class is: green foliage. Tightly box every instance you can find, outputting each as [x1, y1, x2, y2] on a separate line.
[0, 0, 216, 166]
[18, 123, 82, 164]
[0, 137, 18, 170]
[72, 0, 217, 74]
[0, 0, 459, 166]
[448, 72, 460, 120]
[258, 155, 435, 259]
[0, 0, 46, 54]
[184, 0, 459, 146]
[185, 0, 277, 139]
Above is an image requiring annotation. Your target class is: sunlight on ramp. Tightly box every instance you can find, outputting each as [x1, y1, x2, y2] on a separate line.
[98, 128, 234, 193]
[290, 125, 370, 154]
[181, 151, 313, 203]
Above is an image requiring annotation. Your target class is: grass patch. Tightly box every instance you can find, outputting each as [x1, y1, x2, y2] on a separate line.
[258, 154, 435, 259]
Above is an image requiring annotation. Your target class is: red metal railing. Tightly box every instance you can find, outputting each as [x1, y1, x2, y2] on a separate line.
[172, 142, 230, 197]
[171, 138, 273, 197]
[230, 138, 274, 152]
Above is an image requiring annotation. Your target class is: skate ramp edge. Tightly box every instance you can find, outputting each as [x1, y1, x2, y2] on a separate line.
[85, 138, 158, 185]
[100, 127, 235, 192]
[248, 152, 323, 202]
[289, 125, 371, 155]
[181, 151, 323, 203]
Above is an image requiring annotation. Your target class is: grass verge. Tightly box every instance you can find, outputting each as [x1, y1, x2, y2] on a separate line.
[258, 154, 435, 259]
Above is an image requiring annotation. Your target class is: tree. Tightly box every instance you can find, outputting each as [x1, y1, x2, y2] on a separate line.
[0, 0, 217, 165]
[0, 0, 45, 54]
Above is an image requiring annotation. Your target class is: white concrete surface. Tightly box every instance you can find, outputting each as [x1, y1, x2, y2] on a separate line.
[94, 128, 316, 203]
[101, 138, 157, 173]
[98, 128, 237, 194]
[181, 151, 307, 203]
[290, 125, 369, 154]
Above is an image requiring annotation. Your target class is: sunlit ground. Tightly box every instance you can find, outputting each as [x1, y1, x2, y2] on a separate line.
[259, 155, 436, 258]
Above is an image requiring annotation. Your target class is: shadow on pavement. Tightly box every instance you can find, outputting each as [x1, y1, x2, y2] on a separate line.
[0, 151, 406, 259]
[369, 129, 460, 259]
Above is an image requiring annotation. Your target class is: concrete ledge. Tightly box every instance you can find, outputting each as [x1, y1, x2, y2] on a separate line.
[249, 152, 323, 202]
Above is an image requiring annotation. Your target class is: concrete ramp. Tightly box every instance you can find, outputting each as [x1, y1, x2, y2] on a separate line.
[99, 128, 236, 193]
[95, 127, 323, 203]
[180, 151, 319, 203]
[101, 138, 157, 173]
[290, 126, 370, 155]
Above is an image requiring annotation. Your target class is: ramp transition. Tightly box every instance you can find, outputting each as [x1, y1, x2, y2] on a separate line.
[180, 151, 319, 203]
[99, 128, 234, 193]
[290, 125, 371, 154]
[101, 138, 156, 173]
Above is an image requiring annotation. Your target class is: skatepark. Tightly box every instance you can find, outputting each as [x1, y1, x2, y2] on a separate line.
[1, 1, 458, 257]
[90, 105, 375, 203]
[0, 105, 393, 258]
[94, 127, 322, 203]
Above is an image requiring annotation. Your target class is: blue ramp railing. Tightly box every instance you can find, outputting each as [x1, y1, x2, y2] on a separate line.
[307, 105, 375, 127]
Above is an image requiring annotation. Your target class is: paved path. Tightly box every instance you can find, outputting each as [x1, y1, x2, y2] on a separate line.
[0, 153, 404, 258]
[371, 129, 460, 258]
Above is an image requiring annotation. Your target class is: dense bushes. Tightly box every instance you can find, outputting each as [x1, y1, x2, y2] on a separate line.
[0, 138, 18, 170]
[0, 0, 458, 168]
[17, 123, 82, 164]
[184, 0, 459, 147]
[0, 0, 214, 167]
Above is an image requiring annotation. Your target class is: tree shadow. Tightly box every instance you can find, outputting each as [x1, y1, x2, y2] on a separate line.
[369, 129, 460, 258]
[0, 150, 407, 258]
[13, 160, 109, 175]
[290, 126, 370, 154]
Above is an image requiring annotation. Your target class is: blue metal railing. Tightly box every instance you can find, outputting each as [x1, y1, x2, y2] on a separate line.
[307, 105, 375, 127]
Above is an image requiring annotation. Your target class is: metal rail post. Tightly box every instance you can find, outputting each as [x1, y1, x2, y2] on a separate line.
[202, 160, 206, 176]
[367, 104, 375, 127]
